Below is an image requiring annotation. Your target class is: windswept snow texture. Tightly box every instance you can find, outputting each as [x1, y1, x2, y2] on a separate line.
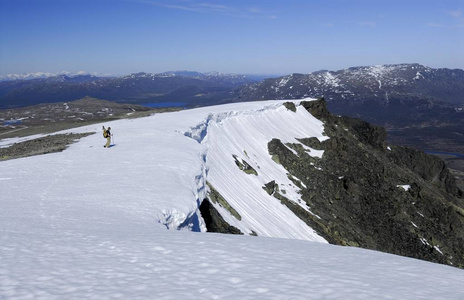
[1, 99, 464, 299]
[197, 103, 327, 240]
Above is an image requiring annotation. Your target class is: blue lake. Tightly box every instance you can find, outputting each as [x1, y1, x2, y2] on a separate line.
[3, 120, 22, 126]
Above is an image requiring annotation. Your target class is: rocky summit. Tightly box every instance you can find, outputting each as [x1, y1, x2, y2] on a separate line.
[204, 99, 464, 268]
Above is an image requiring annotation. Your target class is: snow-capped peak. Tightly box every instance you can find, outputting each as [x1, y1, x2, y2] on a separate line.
[0, 71, 100, 81]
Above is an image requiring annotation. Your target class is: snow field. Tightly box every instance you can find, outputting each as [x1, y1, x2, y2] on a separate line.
[1, 99, 464, 299]
[2, 229, 464, 299]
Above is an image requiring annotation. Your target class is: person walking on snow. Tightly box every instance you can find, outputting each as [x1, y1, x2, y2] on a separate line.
[103, 126, 112, 148]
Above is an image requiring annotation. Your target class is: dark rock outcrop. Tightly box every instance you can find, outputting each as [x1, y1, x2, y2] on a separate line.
[232, 154, 258, 176]
[268, 99, 464, 267]
[199, 199, 242, 235]
[388, 147, 463, 199]
[0, 132, 95, 161]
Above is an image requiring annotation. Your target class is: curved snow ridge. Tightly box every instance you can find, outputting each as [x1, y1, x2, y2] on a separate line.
[160, 102, 291, 230]
[184, 100, 329, 242]
[155, 140, 209, 231]
[182, 101, 286, 144]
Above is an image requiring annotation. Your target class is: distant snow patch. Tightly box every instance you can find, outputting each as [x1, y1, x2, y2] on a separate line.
[302, 145, 324, 158]
[397, 185, 411, 191]
[323, 72, 340, 87]
[317, 135, 330, 142]
[413, 72, 424, 80]
[278, 76, 291, 87]
[434, 245, 444, 255]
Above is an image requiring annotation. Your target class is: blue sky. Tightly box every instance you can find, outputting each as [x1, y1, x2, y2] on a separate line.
[0, 0, 463, 75]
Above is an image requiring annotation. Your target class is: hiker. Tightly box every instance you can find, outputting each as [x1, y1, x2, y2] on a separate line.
[103, 126, 112, 148]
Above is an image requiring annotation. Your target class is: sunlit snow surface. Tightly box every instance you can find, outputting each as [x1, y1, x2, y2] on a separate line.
[1, 99, 464, 299]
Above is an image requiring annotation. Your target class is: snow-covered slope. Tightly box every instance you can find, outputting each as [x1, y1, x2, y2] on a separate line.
[0, 99, 326, 241]
[1, 99, 464, 299]
[186, 102, 328, 240]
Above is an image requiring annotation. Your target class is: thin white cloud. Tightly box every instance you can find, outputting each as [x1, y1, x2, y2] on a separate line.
[358, 21, 376, 28]
[161, 4, 199, 12]
[135, 0, 198, 11]
[196, 3, 230, 13]
[136, 0, 224, 13]
[138, 0, 277, 19]
[247, 7, 277, 19]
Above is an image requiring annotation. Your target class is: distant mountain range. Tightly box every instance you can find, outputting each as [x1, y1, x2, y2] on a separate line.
[234, 64, 464, 154]
[235, 63, 464, 119]
[1, 64, 463, 154]
[0, 70, 274, 82]
[0, 71, 271, 109]
[0, 71, 105, 81]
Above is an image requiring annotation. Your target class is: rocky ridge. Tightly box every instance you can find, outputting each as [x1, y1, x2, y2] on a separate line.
[204, 99, 464, 267]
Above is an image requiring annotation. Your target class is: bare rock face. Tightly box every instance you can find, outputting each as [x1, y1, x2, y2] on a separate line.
[387, 146, 463, 199]
[199, 199, 242, 235]
[266, 99, 464, 267]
